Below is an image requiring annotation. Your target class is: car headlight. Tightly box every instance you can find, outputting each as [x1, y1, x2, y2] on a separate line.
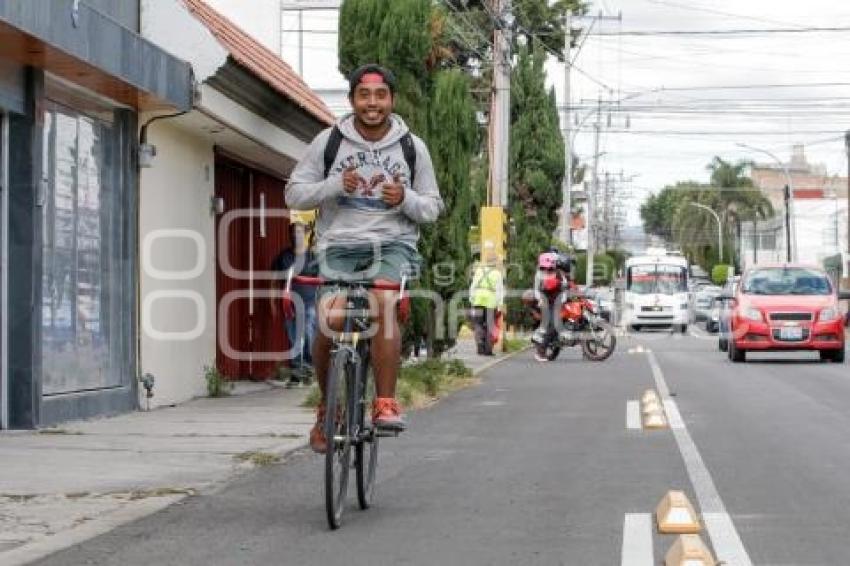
[819, 308, 840, 322]
[742, 307, 763, 322]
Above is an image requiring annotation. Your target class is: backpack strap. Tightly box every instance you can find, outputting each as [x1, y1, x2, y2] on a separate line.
[322, 126, 344, 179]
[400, 132, 417, 187]
[324, 126, 417, 187]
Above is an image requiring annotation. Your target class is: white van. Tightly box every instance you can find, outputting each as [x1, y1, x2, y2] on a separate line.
[621, 249, 691, 333]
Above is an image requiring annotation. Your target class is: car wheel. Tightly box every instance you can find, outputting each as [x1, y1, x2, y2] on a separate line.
[719, 337, 727, 351]
[679, 324, 688, 334]
[630, 325, 642, 333]
[729, 339, 745, 363]
[820, 348, 845, 363]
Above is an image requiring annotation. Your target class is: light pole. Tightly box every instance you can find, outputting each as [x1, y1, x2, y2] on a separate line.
[687, 202, 723, 263]
[737, 142, 796, 262]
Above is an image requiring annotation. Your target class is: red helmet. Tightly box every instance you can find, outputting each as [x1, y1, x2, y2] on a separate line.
[537, 252, 557, 270]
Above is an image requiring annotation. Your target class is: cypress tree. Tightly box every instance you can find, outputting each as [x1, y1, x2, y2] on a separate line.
[338, 0, 479, 356]
[506, 45, 566, 325]
[420, 69, 479, 354]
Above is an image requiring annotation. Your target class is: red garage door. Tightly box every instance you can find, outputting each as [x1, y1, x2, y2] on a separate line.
[214, 155, 290, 380]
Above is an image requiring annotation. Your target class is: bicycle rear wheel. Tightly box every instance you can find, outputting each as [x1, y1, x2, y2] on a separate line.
[325, 349, 354, 529]
[355, 352, 378, 510]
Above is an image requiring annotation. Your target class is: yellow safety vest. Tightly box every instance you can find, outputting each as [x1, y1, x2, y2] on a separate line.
[471, 266, 501, 309]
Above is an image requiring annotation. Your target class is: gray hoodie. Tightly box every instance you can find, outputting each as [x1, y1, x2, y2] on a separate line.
[285, 114, 443, 250]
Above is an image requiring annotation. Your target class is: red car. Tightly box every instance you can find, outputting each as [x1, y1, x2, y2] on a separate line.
[723, 264, 850, 363]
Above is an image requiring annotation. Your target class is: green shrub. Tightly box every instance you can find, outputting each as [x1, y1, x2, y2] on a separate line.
[503, 337, 529, 353]
[204, 365, 232, 398]
[575, 253, 616, 286]
[302, 359, 474, 410]
[711, 264, 732, 286]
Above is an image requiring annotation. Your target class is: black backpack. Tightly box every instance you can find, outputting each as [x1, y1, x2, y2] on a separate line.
[322, 125, 417, 186]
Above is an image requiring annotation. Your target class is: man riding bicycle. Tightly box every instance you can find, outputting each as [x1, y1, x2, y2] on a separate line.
[285, 64, 443, 454]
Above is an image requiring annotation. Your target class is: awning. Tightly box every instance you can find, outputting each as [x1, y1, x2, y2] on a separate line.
[0, 0, 193, 111]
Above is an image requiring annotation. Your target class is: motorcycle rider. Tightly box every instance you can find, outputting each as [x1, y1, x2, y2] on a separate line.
[531, 249, 577, 360]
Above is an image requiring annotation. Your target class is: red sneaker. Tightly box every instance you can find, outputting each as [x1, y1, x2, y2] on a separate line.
[309, 404, 327, 454]
[372, 397, 406, 432]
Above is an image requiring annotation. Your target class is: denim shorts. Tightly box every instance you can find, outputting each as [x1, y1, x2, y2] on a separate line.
[315, 242, 421, 283]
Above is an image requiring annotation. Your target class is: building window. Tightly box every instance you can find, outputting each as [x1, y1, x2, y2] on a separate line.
[41, 89, 128, 396]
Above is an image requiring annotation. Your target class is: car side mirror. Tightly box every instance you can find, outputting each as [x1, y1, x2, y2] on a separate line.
[838, 290, 850, 301]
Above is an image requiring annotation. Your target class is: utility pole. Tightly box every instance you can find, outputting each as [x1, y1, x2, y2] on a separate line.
[603, 171, 611, 251]
[489, 0, 512, 209]
[561, 9, 573, 246]
[784, 184, 792, 262]
[845, 131, 850, 279]
[586, 97, 601, 288]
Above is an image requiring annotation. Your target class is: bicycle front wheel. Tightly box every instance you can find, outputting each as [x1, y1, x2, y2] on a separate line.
[325, 349, 354, 529]
[355, 353, 378, 510]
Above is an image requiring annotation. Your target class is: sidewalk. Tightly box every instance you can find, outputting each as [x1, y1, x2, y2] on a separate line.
[0, 338, 516, 565]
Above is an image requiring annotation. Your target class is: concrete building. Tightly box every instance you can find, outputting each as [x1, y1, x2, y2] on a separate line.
[138, 0, 334, 409]
[0, 0, 334, 429]
[741, 144, 849, 275]
[0, 0, 193, 428]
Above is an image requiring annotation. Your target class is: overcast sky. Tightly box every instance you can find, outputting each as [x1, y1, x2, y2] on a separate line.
[278, 0, 850, 225]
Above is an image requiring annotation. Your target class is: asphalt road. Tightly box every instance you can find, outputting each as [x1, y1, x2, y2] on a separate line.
[34, 332, 850, 566]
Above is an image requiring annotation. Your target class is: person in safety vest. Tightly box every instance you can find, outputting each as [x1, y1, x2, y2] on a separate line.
[469, 244, 504, 356]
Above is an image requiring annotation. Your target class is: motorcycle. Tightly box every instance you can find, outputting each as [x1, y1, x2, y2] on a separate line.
[527, 290, 617, 362]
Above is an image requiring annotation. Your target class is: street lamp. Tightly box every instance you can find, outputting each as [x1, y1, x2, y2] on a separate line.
[736, 142, 796, 262]
[687, 202, 723, 263]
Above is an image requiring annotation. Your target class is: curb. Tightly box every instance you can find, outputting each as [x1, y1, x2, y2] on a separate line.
[470, 344, 531, 377]
[1, 495, 186, 566]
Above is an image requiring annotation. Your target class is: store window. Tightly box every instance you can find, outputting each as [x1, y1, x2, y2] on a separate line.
[41, 82, 129, 395]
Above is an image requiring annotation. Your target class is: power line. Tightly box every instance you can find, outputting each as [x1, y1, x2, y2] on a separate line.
[605, 129, 846, 135]
[589, 26, 850, 37]
[640, 0, 806, 29]
[586, 40, 849, 75]
[620, 82, 850, 93]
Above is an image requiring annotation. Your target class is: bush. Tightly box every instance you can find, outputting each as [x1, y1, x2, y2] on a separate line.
[204, 365, 232, 398]
[301, 359, 474, 410]
[503, 337, 529, 353]
[711, 264, 732, 286]
[575, 253, 616, 286]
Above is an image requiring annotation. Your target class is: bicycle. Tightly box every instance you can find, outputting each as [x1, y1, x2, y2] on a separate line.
[287, 272, 406, 529]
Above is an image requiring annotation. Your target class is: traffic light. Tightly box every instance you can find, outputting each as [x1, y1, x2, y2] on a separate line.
[480, 206, 507, 262]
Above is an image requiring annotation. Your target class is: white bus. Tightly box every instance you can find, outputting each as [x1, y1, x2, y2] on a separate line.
[621, 248, 691, 333]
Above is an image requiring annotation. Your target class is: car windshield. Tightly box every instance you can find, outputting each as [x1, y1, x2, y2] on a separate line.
[627, 264, 687, 295]
[741, 267, 832, 296]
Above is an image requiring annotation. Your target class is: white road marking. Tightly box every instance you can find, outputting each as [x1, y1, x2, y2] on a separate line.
[626, 401, 641, 430]
[646, 350, 753, 566]
[621, 513, 654, 566]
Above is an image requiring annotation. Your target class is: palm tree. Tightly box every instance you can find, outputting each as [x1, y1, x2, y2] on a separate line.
[671, 157, 774, 269]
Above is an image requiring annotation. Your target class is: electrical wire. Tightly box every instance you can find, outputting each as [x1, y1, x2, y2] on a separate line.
[588, 26, 850, 37]
[640, 0, 807, 29]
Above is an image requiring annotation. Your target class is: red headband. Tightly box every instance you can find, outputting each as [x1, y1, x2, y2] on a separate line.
[360, 72, 386, 85]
